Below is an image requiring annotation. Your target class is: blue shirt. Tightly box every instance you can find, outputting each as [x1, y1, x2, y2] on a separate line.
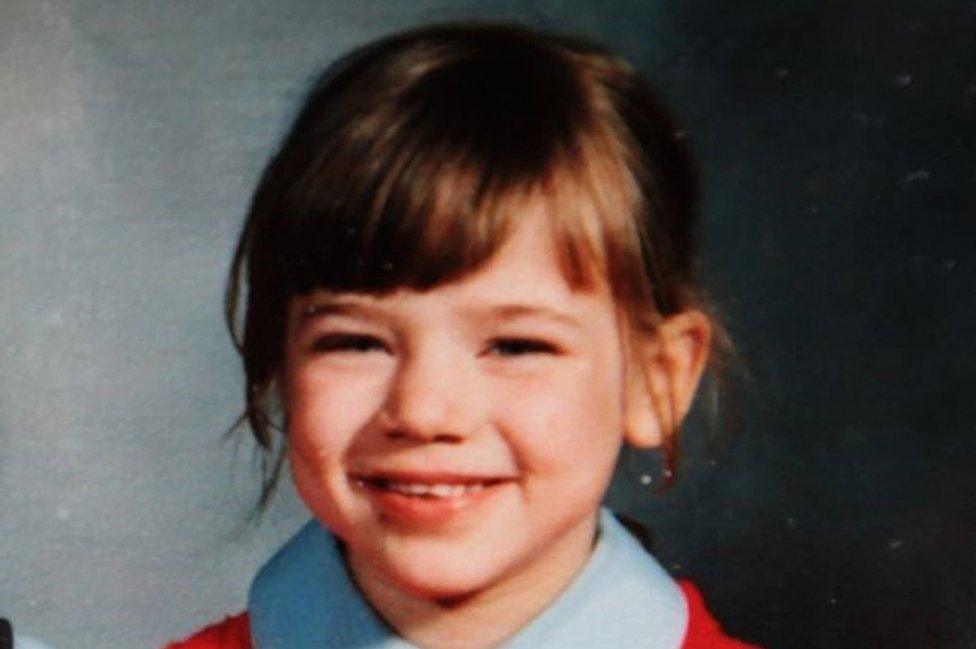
[249, 508, 688, 648]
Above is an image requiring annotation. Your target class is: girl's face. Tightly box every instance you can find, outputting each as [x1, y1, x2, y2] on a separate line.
[283, 206, 636, 601]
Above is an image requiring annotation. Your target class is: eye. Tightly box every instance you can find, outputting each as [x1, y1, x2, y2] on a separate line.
[487, 337, 559, 357]
[309, 333, 387, 354]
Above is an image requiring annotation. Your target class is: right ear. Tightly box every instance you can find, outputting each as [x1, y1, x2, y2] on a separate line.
[622, 336, 664, 450]
[623, 310, 712, 449]
[624, 346, 664, 448]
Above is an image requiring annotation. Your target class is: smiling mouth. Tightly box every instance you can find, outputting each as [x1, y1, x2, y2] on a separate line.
[351, 475, 512, 499]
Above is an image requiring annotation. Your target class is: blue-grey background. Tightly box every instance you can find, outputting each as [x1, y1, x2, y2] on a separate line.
[1, 1, 973, 647]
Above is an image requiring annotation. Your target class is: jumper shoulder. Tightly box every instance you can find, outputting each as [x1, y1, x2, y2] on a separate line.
[678, 581, 762, 649]
[160, 613, 251, 649]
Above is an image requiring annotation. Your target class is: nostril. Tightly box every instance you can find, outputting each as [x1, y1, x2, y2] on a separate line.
[383, 428, 464, 443]
[432, 432, 464, 444]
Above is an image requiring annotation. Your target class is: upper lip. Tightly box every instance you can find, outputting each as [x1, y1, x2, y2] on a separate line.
[350, 470, 515, 485]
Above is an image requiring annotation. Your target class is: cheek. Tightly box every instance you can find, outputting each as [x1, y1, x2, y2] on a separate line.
[496, 360, 625, 479]
[285, 366, 390, 536]
[285, 365, 389, 469]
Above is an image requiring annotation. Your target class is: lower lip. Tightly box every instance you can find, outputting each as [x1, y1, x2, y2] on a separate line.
[354, 480, 510, 528]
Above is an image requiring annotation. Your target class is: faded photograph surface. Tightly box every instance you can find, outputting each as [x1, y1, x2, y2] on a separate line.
[0, 2, 972, 648]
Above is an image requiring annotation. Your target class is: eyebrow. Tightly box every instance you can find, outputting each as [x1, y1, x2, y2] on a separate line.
[468, 303, 585, 330]
[298, 299, 384, 322]
[298, 299, 584, 329]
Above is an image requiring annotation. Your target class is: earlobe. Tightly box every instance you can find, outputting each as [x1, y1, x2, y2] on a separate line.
[623, 331, 665, 450]
[624, 376, 663, 448]
[623, 310, 712, 449]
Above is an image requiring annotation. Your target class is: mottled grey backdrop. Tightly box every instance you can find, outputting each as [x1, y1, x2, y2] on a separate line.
[1, 1, 973, 648]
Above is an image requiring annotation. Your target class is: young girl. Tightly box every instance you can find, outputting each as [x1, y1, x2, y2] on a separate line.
[166, 22, 756, 649]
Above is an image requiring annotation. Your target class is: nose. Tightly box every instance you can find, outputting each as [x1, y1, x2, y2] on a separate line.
[378, 345, 480, 444]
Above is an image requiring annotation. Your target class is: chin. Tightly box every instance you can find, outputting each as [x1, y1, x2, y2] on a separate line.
[379, 543, 511, 601]
[395, 575, 484, 602]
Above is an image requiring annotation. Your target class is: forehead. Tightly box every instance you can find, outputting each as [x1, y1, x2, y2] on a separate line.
[292, 207, 616, 323]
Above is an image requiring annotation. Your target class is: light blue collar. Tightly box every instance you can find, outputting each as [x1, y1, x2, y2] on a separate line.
[248, 508, 688, 648]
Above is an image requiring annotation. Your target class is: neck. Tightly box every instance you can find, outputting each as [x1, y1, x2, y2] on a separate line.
[347, 516, 599, 649]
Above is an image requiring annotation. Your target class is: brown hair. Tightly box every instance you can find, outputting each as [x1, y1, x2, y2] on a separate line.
[226, 22, 732, 507]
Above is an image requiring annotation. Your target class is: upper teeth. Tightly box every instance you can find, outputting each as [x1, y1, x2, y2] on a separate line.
[383, 482, 485, 497]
